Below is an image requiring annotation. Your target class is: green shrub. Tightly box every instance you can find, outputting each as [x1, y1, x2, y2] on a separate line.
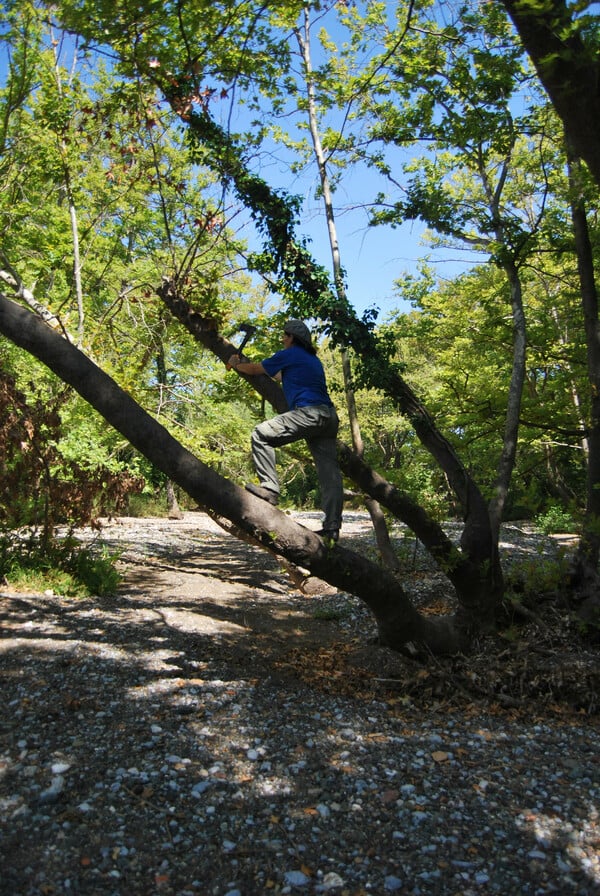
[0, 533, 121, 597]
[125, 492, 170, 518]
[68, 544, 122, 595]
[505, 548, 569, 600]
[535, 504, 577, 535]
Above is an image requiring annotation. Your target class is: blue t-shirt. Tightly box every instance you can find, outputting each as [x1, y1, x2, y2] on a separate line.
[262, 345, 333, 410]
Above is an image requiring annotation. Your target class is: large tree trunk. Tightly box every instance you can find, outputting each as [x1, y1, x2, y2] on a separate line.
[337, 444, 502, 618]
[567, 154, 600, 586]
[0, 291, 470, 654]
[501, 0, 600, 190]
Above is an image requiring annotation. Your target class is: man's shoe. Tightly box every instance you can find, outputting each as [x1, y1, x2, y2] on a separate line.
[317, 528, 339, 543]
[245, 483, 279, 506]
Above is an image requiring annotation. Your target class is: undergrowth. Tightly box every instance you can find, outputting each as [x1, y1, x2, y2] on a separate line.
[535, 504, 578, 535]
[504, 546, 570, 599]
[0, 532, 121, 597]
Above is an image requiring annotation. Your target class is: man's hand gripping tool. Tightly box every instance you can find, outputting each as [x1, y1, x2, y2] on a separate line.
[226, 323, 258, 370]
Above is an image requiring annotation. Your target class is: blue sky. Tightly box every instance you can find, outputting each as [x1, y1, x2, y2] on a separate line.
[287, 172, 480, 319]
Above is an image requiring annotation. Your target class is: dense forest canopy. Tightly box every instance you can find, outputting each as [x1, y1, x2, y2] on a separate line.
[1, 0, 600, 654]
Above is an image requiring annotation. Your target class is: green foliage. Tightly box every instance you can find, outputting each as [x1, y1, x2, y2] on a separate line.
[67, 541, 122, 595]
[535, 504, 578, 536]
[0, 532, 121, 597]
[504, 546, 570, 602]
[1, 0, 599, 627]
[0, 365, 144, 536]
[122, 492, 165, 518]
[0, 5, 271, 520]
[279, 453, 320, 510]
[382, 253, 591, 517]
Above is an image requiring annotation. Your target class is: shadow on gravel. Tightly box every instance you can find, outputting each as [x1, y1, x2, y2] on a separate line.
[1, 515, 600, 896]
[0, 530, 347, 686]
[1, 584, 600, 896]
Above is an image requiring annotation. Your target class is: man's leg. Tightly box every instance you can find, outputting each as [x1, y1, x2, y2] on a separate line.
[251, 425, 280, 494]
[252, 407, 343, 529]
[308, 436, 343, 532]
[306, 408, 343, 533]
[251, 408, 308, 493]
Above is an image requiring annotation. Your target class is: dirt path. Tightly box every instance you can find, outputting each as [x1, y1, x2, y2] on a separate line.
[73, 511, 381, 677]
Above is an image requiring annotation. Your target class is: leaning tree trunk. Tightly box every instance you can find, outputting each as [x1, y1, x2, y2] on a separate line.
[156, 278, 504, 623]
[0, 291, 470, 654]
[501, 0, 600, 191]
[149, 84, 502, 618]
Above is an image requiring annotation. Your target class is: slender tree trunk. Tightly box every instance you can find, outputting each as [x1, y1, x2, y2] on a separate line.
[297, 12, 400, 570]
[154, 342, 184, 519]
[548, 303, 590, 459]
[52, 40, 85, 345]
[166, 479, 184, 519]
[477, 150, 528, 544]
[66, 188, 85, 346]
[488, 259, 527, 541]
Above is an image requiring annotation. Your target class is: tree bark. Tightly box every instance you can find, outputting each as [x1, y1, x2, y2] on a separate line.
[166, 479, 184, 519]
[567, 154, 600, 584]
[501, 0, 600, 190]
[336, 443, 502, 618]
[0, 291, 470, 654]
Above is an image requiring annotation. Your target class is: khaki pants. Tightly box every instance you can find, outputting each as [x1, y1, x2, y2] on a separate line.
[251, 404, 343, 530]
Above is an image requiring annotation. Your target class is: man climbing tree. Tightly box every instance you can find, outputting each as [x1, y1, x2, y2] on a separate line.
[229, 319, 344, 543]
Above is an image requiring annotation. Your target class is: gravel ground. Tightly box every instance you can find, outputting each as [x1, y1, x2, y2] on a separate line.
[1, 513, 599, 896]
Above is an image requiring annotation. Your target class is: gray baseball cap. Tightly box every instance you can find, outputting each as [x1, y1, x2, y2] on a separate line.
[284, 319, 313, 350]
